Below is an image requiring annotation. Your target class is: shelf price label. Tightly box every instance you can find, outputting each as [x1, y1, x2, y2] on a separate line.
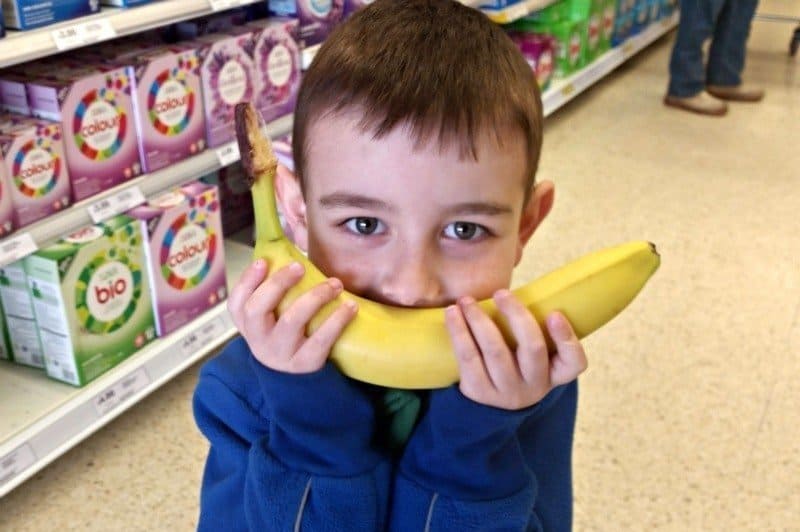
[0, 443, 36, 489]
[180, 316, 229, 359]
[560, 83, 576, 98]
[87, 186, 146, 224]
[51, 19, 116, 51]
[93, 367, 151, 417]
[622, 41, 635, 58]
[0, 233, 37, 268]
[216, 143, 241, 167]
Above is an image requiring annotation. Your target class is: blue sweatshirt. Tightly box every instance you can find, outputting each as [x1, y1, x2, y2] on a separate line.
[193, 336, 577, 531]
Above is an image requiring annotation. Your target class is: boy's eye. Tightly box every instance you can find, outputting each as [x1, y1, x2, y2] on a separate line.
[344, 217, 385, 235]
[443, 222, 486, 241]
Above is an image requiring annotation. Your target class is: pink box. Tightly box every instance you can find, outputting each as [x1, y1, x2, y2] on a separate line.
[127, 43, 206, 173]
[25, 64, 142, 202]
[248, 18, 301, 124]
[128, 180, 227, 336]
[195, 28, 257, 148]
[0, 119, 72, 228]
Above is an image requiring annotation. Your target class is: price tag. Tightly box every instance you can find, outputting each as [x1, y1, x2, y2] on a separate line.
[622, 41, 635, 58]
[0, 233, 37, 268]
[216, 143, 241, 167]
[51, 19, 116, 51]
[93, 367, 151, 417]
[209, 0, 246, 10]
[0, 443, 36, 488]
[87, 186, 145, 224]
[560, 83, 576, 98]
[180, 316, 228, 358]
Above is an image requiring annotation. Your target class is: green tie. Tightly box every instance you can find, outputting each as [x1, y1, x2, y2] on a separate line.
[377, 388, 422, 454]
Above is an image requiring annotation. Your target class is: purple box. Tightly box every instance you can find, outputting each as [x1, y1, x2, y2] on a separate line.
[268, 0, 344, 47]
[195, 29, 257, 148]
[248, 18, 302, 124]
[128, 180, 227, 336]
[200, 163, 253, 237]
[343, 0, 374, 18]
[509, 32, 556, 90]
[127, 43, 206, 173]
[0, 119, 72, 228]
[25, 64, 142, 202]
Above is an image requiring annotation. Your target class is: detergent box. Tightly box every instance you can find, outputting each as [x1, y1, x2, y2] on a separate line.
[128, 181, 226, 337]
[0, 260, 44, 368]
[24, 215, 156, 386]
[2, 0, 100, 31]
[26, 64, 142, 201]
[0, 118, 72, 228]
[200, 162, 253, 236]
[248, 18, 301, 124]
[268, 0, 344, 48]
[127, 43, 206, 173]
[195, 29, 257, 148]
[0, 304, 12, 362]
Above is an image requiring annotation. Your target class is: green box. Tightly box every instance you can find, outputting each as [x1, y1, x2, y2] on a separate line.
[24, 215, 156, 387]
[0, 261, 45, 368]
[0, 304, 12, 362]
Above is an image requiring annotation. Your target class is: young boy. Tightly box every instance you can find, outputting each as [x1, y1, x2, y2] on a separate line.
[193, 0, 588, 530]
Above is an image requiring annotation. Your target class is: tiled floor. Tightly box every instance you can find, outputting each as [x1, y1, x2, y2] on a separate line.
[1, 5, 797, 530]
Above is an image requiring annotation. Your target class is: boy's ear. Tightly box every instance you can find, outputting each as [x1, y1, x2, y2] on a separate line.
[516, 180, 555, 265]
[274, 163, 309, 251]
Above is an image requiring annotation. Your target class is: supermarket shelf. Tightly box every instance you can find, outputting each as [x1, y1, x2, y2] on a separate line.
[542, 12, 679, 117]
[300, 0, 497, 69]
[0, 0, 266, 69]
[0, 113, 293, 269]
[481, 0, 560, 24]
[0, 238, 253, 498]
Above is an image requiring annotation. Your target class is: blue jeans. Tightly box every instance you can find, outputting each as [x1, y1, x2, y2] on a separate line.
[668, 0, 759, 97]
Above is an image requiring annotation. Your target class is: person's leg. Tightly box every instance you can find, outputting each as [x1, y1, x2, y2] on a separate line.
[706, 0, 763, 101]
[667, 0, 726, 97]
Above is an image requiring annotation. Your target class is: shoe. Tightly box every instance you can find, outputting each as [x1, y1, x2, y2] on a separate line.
[663, 91, 728, 116]
[706, 84, 765, 102]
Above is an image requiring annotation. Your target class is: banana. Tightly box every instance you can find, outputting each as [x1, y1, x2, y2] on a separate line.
[235, 103, 660, 389]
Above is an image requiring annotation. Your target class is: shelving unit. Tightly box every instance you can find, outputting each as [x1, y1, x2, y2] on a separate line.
[481, 0, 560, 24]
[0, 0, 266, 68]
[0, 0, 680, 500]
[0, 114, 292, 268]
[0, 239, 252, 497]
[543, 12, 679, 116]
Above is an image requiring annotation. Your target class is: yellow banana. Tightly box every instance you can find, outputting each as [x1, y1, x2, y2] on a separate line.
[235, 103, 660, 389]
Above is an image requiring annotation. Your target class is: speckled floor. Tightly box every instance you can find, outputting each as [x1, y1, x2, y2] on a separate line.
[1, 6, 798, 531]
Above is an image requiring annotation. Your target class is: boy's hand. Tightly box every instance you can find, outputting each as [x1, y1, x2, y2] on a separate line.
[227, 259, 358, 374]
[445, 290, 587, 410]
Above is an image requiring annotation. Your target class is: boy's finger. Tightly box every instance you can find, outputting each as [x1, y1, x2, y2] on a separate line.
[494, 290, 549, 385]
[271, 278, 344, 354]
[546, 312, 588, 387]
[445, 304, 492, 394]
[293, 300, 359, 372]
[242, 261, 305, 325]
[228, 259, 269, 328]
[458, 297, 519, 389]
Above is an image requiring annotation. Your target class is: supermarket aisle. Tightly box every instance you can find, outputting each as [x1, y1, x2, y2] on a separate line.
[1, 9, 798, 532]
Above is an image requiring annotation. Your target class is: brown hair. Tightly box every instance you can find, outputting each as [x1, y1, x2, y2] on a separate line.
[292, 0, 543, 198]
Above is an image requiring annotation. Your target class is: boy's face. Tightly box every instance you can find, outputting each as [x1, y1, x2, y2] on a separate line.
[276, 111, 553, 308]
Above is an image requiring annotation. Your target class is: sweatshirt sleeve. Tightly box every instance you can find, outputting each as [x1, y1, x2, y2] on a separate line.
[391, 383, 576, 531]
[193, 337, 391, 532]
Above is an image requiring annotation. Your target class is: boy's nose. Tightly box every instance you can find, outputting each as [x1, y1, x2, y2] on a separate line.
[378, 255, 442, 308]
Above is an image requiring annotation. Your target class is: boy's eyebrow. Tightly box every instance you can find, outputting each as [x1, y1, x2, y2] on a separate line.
[445, 202, 513, 216]
[318, 192, 395, 211]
